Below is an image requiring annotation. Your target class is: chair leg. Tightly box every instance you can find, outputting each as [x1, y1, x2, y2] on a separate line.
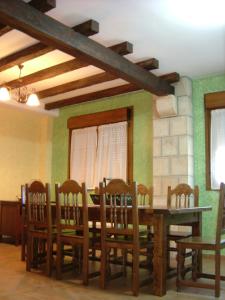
[46, 238, 52, 277]
[21, 227, 26, 261]
[192, 249, 198, 281]
[56, 239, 62, 280]
[132, 249, 139, 296]
[215, 250, 221, 298]
[82, 242, 89, 285]
[26, 234, 31, 272]
[122, 249, 127, 277]
[176, 245, 185, 292]
[100, 246, 107, 289]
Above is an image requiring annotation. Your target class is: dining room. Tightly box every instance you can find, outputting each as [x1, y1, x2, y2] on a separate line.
[0, 0, 225, 299]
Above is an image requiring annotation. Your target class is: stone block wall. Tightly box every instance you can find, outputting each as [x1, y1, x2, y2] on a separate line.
[153, 77, 194, 205]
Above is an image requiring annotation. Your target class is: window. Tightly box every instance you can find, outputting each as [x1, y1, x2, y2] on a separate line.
[205, 91, 225, 190]
[67, 108, 133, 189]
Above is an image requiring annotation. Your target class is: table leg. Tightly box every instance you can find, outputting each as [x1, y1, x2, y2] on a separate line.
[153, 214, 167, 296]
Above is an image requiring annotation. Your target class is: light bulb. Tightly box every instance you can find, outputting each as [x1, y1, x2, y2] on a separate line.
[26, 93, 40, 106]
[0, 87, 10, 101]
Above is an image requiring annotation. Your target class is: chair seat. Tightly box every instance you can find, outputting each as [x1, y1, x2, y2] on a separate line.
[177, 236, 225, 249]
[30, 228, 57, 237]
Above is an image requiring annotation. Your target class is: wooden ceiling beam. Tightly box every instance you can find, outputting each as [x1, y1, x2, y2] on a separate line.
[73, 19, 99, 37]
[0, 0, 174, 96]
[6, 42, 133, 89]
[45, 71, 179, 110]
[0, 0, 56, 37]
[38, 58, 159, 99]
[0, 19, 99, 72]
[45, 84, 139, 110]
[0, 43, 54, 72]
[159, 72, 180, 84]
[109, 42, 133, 56]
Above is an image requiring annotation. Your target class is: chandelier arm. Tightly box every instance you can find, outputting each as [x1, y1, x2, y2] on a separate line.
[0, 64, 40, 106]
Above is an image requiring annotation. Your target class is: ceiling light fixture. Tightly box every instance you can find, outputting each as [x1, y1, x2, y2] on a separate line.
[0, 65, 40, 107]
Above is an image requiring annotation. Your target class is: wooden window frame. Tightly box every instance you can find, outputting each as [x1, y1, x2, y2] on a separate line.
[205, 91, 225, 190]
[67, 107, 133, 185]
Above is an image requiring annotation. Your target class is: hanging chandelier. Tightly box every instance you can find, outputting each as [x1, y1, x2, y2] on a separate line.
[0, 65, 40, 107]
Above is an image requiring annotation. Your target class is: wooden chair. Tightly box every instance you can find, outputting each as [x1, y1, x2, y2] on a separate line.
[167, 183, 199, 273]
[25, 180, 55, 276]
[137, 184, 153, 206]
[177, 182, 225, 297]
[137, 184, 153, 268]
[99, 179, 151, 296]
[55, 180, 98, 285]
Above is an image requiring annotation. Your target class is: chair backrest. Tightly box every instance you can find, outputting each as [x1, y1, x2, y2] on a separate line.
[99, 179, 139, 246]
[55, 180, 88, 236]
[103, 177, 112, 187]
[94, 178, 112, 195]
[216, 182, 225, 246]
[25, 180, 51, 231]
[167, 183, 199, 208]
[137, 184, 153, 206]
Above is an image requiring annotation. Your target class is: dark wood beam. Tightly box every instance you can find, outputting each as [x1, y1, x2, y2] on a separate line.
[0, 0, 174, 96]
[137, 58, 159, 70]
[0, 43, 54, 72]
[6, 42, 133, 89]
[38, 59, 159, 99]
[73, 19, 99, 37]
[44, 72, 179, 110]
[28, 0, 56, 12]
[0, 0, 56, 37]
[0, 19, 100, 72]
[45, 84, 139, 110]
[0, 23, 11, 36]
[159, 72, 180, 84]
[109, 42, 133, 56]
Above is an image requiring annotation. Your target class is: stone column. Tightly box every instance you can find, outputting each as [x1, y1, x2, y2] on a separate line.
[153, 77, 193, 205]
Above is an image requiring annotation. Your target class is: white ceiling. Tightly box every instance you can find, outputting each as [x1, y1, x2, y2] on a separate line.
[0, 0, 225, 108]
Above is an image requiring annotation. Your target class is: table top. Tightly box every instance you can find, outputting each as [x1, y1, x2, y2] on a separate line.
[88, 204, 212, 215]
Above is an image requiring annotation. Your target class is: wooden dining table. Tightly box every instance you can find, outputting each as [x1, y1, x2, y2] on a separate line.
[21, 203, 211, 296]
[87, 204, 212, 297]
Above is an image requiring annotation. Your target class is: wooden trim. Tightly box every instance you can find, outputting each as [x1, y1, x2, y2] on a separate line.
[204, 91, 225, 190]
[127, 108, 133, 184]
[0, 0, 174, 96]
[67, 128, 72, 180]
[68, 107, 133, 184]
[205, 106, 211, 190]
[205, 91, 225, 109]
[67, 107, 130, 129]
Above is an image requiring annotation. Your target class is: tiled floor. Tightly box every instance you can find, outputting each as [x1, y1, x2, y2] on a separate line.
[0, 243, 224, 299]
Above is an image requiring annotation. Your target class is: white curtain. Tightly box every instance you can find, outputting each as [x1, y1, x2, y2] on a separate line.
[94, 121, 127, 186]
[70, 126, 97, 189]
[211, 109, 225, 189]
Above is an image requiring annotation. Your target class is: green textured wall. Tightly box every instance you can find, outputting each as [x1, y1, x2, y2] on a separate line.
[193, 74, 225, 239]
[51, 90, 153, 191]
